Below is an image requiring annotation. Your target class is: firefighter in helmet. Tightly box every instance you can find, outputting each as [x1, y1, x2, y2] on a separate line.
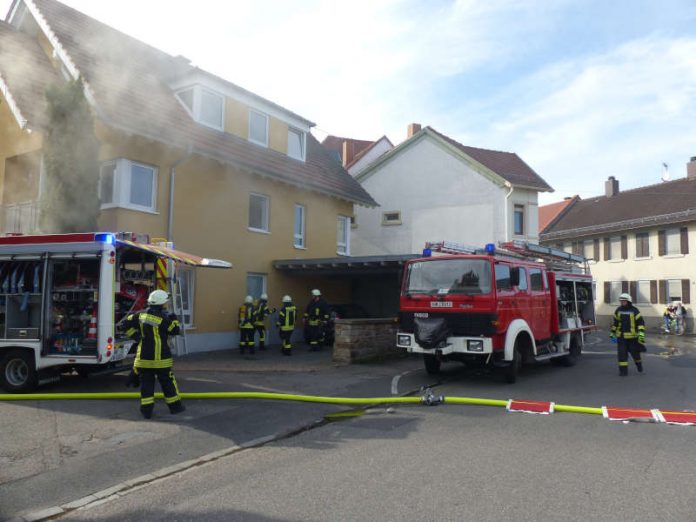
[610, 293, 646, 376]
[254, 293, 272, 350]
[304, 289, 329, 351]
[123, 289, 185, 419]
[277, 295, 296, 356]
[239, 295, 256, 355]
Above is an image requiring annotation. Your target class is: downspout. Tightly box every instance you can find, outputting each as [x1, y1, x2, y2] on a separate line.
[504, 181, 514, 241]
[167, 148, 192, 242]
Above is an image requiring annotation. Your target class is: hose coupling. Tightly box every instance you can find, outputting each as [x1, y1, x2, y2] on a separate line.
[421, 387, 444, 406]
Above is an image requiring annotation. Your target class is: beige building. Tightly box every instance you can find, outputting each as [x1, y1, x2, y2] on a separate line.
[540, 167, 696, 332]
[0, 0, 376, 351]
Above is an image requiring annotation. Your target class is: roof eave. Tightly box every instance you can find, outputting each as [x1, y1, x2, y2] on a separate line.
[0, 74, 28, 129]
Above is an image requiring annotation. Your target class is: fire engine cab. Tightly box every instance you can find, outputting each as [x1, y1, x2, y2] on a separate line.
[396, 240, 595, 383]
[0, 232, 231, 392]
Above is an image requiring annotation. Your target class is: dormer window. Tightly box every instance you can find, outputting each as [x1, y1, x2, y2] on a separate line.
[175, 85, 224, 131]
[288, 127, 306, 161]
[249, 109, 269, 147]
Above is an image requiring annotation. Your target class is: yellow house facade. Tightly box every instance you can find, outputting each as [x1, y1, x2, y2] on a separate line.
[0, 0, 376, 351]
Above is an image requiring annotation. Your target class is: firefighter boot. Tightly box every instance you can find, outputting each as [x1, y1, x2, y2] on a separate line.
[259, 341, 265, 351]
[619, 367, 628, 377]
[636, 362, 644, 373]
[140, 405, 154, 419]
[169, 401, 186, 415]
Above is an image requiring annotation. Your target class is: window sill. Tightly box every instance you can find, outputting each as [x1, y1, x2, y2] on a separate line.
[248, 227, 270, 234]
[100, 204, 158, 215]
[634, 256, 652, 261]
[293, 245, 307, 250]
[336, 251, 350, 257]
[608, 259, 625, 263]
[663, 254, 685, 259]
[249, 138, 269, 148]
[381, 222, 402, 226]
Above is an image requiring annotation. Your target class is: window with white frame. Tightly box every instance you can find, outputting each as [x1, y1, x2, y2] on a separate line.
[382, 211, 402, 225]
[513, 205, 524, 235]
[668, 279, 682, 301]
[582, 240, 593, 259]
[175, 85, 224, 131]
[294, 204, 305, 248]
[665, 228, 681, 255]
[248, 193, 269, 232]
[610, 281, 623, 303]
[177, 267, 195, 327]
[609, 236, 621, 259]
[636, 280, 651, 304]
[288, 127, 305, 161]
[246, 273, 266, 299]
[249, 110, 269, 147]
[337, 215, 350, 255]
[100, 159, 157, 212]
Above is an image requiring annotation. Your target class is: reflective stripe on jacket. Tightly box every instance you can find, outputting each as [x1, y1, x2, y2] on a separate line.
[304, 298, 329, 326]
[611, 305, 645, 339]
[123, 307, 180, 369]
[254, 302, 270, 326]
[277, 305, 296, 331]
[239, 304, 255, 329]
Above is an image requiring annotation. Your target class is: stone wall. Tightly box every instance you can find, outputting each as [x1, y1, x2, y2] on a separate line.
[332, 318, 401, 364]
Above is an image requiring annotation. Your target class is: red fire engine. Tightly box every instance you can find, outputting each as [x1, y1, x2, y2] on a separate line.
[0, 232, 231, 392]
[396, 240, 595, 383]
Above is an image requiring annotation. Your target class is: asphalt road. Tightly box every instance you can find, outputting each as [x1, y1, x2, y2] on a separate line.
[3, 333, 696, 521]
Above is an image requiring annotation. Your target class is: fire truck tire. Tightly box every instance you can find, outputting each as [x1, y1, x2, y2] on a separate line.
[0, 350, 38, 393]
[559, 335, 581, 367]
[504, 343, 521, 384]
[423, 354, 441, 374]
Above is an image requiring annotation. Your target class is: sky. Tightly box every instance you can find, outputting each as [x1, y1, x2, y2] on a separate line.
[3, 0, 696, 205]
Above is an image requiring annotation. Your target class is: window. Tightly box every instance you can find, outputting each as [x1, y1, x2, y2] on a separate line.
[516, 267, 528, 290]
[248, 193, 269, 232]
[382, 211, 402, 225]
[635, 232, 649, 258]
[529, 268, 544, 291]
[665, 228, 681, 255]
[337, 215, 350, 255]
[99, 159, 157, 213]
[635, 280, 651, 304]
[513, 205, 524, 235]
[668, 279, 682, 302]
[495, 263, 511, 290]
[249, 110, 269, 147]
[175, 85, 224, 131]
[177, 267, 195, 327]
[610, 281, 623, 303]
[582, 240, 593, 259]
[288, 127, 305, 161]
[610, 236, 621, 260]
[246, 273, 266, 299]
[294, 204, 305, 248]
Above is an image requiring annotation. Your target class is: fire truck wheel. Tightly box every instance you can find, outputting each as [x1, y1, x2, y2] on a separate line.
[558, 335, 581, 367]
[423, 354, 441, 374]
[504, 344, 521, 384]
[0, 350, 38, 393]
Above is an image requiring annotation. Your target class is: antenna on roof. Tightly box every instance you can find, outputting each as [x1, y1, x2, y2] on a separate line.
[661, 162, 670, 182]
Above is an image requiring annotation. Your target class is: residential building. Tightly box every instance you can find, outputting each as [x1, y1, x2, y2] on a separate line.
[539, 195, 579, 234]
[0, 0, 376, 351]
[350, 124, 553, 256]
[540, 166, 696, 332]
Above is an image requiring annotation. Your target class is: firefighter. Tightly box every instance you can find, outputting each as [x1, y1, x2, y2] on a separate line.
[123, 289, 185, 419]
[304, 288, 329, 351]
[610, 293, 646, 376]
[254, 293, 272, 350]
[239, 295, 256, 355]
[277, 295, 296, 356]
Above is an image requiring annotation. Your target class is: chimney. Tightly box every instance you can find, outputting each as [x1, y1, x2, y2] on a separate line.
[341, 140, 355, 167]
[407, 123, 422, 138]
[605, 176, 619, 197]
[687, 156, 696, 180]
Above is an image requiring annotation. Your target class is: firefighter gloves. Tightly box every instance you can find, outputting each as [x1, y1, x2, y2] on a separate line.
[125, 369, 140, 388]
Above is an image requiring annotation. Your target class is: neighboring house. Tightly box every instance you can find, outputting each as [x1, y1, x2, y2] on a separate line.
[540, 165, 696, 332]
[345, 136, 393, 177]
[321, 135, 374, 168]
[350, 124, 553, 256]
[539, 195, 580, 234]
[0, 0, 376, 352]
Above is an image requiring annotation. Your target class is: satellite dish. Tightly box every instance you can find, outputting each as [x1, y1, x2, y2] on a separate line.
[661, 162, 670, 182]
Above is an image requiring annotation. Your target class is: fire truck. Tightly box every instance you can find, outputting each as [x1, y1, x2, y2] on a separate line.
[0, 232, 231, 392]
[396, 240, 595, 383]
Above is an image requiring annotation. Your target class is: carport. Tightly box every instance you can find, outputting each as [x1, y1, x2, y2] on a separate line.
[273, 254, 419, 318]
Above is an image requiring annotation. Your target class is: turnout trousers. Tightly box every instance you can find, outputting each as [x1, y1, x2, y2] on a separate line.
[307, 322, 322, 350]
[255, 325, 267, 350]
[139, 367, 183, 418]
[617, 338, 643, 375]
[240, 327, 255, 353]
[279, 329, 292, 355]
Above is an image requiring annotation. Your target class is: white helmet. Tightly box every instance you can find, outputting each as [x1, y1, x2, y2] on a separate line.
[311, 289, 321, 297]
[244, 295, 253, 304]
[148, 289, 169, 306]
[619, 293, 632, 302]
[260, 293, 268, 300]
[282, 295, 292, 303]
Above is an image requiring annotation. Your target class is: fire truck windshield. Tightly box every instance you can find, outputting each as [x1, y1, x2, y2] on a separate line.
[405, 259, 492, 296]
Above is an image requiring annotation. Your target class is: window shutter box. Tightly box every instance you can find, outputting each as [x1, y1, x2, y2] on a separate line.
[604, 282, 611, 304]
[593, 238, 599, 261]
[621, 235, 627, 259]
[682, 279, 690, 304]
[680, 227, 689, 255]
[603, 238, 610, 261]
[658, 230, 666, 256]
[650, 280, 657, 304]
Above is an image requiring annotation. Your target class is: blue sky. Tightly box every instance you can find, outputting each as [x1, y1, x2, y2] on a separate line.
[3, 0, 696, 204]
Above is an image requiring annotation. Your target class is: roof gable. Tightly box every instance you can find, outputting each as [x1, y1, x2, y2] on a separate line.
[539, 196, 579, 233]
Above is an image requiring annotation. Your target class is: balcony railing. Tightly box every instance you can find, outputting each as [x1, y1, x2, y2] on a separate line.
[1, 201, 39, 235]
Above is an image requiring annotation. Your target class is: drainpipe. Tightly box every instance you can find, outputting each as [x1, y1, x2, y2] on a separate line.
[167, 148, 192, 242]
[504, 181, 514, 241]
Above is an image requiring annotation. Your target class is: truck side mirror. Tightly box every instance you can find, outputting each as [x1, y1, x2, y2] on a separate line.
[510, 267, 520, 287]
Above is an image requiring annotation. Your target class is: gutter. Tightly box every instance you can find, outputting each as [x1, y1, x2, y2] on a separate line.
[168, 148, 192, 242]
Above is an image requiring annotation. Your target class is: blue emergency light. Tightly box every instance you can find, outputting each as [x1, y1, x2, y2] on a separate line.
[485, 243, 496, 255]
[422, 248, 432, 257]
[95, 233, 115, 245]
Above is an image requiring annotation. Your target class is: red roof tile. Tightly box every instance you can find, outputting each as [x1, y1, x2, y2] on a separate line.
[539, 196, 579, 233]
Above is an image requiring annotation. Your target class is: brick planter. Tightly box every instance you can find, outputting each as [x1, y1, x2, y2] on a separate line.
[332, 318, 401, 364]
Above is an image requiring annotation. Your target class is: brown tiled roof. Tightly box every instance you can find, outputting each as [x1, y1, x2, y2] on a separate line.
[321, 135, 374, 157]
[427, 127, 553, 191]
[541, 177, 696, 240]
[539, 196, 579, 234]
[0, 20, 61, 127]
[345, 135, 393, 170]
[7, 0, 376, 206]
